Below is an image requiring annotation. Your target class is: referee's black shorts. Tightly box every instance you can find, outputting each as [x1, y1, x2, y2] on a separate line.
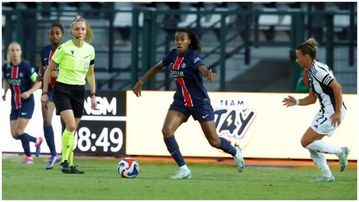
[53, 82, 85, 118]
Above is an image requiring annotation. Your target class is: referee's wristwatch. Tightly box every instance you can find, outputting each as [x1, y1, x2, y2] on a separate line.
[90, 92, 96, 97]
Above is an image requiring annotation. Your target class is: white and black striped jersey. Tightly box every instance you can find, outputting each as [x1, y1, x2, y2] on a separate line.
[308, 60, 345, 114]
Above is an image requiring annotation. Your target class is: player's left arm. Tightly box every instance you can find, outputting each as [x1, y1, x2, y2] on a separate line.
[198, 65, 215, 82]
[86, 64, 97, 110]
[329, 79, 343, 126]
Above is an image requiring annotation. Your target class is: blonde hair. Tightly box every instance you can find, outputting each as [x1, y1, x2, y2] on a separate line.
[71, 15, 93, 44]
[296, 37, 319, 59]
[6, 42, 22, 68]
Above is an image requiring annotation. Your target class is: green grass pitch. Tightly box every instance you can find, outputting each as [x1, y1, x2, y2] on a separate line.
[2, 155, 357, 200]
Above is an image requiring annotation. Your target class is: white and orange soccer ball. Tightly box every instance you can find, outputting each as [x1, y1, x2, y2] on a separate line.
[117, 158, 139, 178]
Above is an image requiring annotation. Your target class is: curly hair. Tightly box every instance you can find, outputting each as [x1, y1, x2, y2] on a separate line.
[176, 28, 202, 53]
[50, 21, 64, 34]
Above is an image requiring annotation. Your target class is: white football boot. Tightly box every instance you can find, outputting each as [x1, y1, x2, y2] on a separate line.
[311, 175, 335, 182]
[170, 168, 192, 179]
[234, 146, 245, 172]
[338, 147, 349, 172]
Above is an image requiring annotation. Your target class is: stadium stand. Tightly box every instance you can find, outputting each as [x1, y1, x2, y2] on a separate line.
[2, 2, 356, 93]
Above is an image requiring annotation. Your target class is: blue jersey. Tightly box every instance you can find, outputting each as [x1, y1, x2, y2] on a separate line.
[41, 44, 58, 87]
[162, 49, 210, 107]
[2, 61, 37, 109]
[41, 45, 55, 67]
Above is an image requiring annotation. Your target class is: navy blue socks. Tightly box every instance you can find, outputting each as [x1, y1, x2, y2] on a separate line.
[219, 137, 237, 156]
[164, 135, 186, 167]
[26, 133, 37, 143]
[19, 133, 31, 157]
[44, 125, 56, 157]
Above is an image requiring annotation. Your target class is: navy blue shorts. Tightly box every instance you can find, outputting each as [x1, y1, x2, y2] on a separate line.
[10, 96, 35, 120]
[169, 101, 214, 122]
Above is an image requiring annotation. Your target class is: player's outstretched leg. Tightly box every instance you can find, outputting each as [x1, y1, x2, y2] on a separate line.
[308, 149, 335, 182]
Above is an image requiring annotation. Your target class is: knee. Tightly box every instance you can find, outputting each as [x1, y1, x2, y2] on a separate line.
[66, 124, 77, 132]
[301, 138, 310, 148]
[161, 127, 173, 138]
[14, 129, 24, 138]
[11, 132, 19, 139]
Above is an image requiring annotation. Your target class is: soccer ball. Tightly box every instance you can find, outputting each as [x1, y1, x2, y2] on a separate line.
[117, 158, 139, 178]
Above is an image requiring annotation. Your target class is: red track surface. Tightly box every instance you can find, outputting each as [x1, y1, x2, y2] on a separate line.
[133, 155, 357, 167]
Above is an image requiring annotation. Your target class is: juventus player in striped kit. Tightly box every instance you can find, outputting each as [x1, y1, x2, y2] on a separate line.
[283, 38, 349, 182]
[133, 29, 245, 179]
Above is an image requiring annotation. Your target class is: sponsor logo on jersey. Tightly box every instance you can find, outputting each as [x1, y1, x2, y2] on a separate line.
[194, 57, 200, 64]
[8, 79, 21, 85]
[172, 70, 184, 78]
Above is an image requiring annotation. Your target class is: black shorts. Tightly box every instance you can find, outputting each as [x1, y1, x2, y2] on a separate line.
[53, 82, 85, 118]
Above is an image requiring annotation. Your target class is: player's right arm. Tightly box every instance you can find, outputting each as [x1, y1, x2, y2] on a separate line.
[132, 60, 165, 97]
[38, 48, 46, 80]
[282, 88, 316, 107]
[2, 79, 10, 101]
[38, 65, 46, 80]
[41, 60, 57, 106]
[297, 88, 317, 106]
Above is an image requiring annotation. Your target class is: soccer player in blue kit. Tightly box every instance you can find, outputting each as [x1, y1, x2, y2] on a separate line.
[2, 42, 43, 164]
[133, 29, 245, 179]
[39, 22, 64, 169]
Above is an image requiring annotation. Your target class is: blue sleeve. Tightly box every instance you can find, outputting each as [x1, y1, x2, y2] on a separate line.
[23, 61, 31, 76]
[41, 47, 46, 66]
[2, 64, 6, 79]
[162, 49, 176, 66]
[192, 51, 204, 70]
